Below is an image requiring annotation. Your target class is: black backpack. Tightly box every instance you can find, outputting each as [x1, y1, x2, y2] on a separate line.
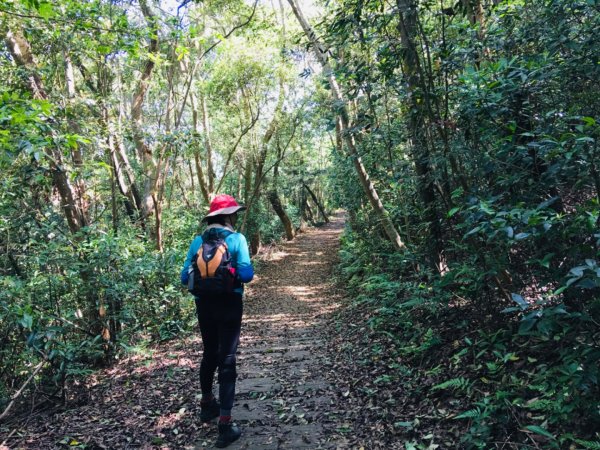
[187, 229, 239, 296]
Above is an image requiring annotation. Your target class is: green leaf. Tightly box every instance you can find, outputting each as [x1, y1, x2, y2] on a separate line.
[511, 293, 528, 310]
[569, 266, 586, 277]
[570, 438, 600, 449]
[455, 408, 481, 419]
[447, 207, 460, 218]
[518, 318, 537, 334]
[38, 2, 54, 19]
[577, 278, 597, 289]
[540, 253, 554, 268]
[524, 425, 555, 440]
[553, 286, 567, 296]
[97, 45, 111, 55]
[582, 116, 596, 126]
[19, 313, 33, 329]
[465, 226, 481, 237]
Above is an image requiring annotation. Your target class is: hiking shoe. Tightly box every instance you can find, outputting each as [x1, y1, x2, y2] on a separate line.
[199, 398, 220, 422]
[215, 422, 241, 448]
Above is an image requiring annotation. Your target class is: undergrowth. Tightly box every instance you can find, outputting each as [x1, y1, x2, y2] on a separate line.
[334, 229, 600, 449]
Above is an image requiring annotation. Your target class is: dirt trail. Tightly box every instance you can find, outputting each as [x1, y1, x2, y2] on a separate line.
[232, 213, 345, 449]
[4, 214, 347, 449]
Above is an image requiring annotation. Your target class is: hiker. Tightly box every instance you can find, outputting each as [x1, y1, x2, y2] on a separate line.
[180, 194, 254, 448]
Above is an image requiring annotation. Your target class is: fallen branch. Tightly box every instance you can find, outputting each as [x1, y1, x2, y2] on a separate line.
[0, 359, 46, 422]
[0, 427, 18, 447]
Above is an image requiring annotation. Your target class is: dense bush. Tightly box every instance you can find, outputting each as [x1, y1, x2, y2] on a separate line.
[327, 0, 600, 447]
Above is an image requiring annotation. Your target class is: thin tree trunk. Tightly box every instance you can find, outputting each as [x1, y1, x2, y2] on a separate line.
[200, 94, 216, 195]
[396, 0, 444, 270]
[242, 84, 285, 232]
[287, 0, 405, 251]
[243, 160, 253, 206]
[152, 194, 163, 252]
[131, 0, 159, 219]
[302, 182, 329, 223]
[268, 190, 295, 240]
[105, 107, 138, 219]
[0, 360, 46, 422]
[268, 137, 295, 240]
[191, 93, 211, 203]
[304, 195, 315, 224]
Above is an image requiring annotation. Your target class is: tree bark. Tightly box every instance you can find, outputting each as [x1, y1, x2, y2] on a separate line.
[190, 92, 211, 203]
[200, 94, 216, 195]
[131, 0, 160, 219]
[242, 82, 285, 233]
[104, 106, 142, 219]
[268, 190, 295, 240]
[396, 0, 444, 270]
[303, 194, 315, 225]
[302, 181, 329, 223]
[287, 0, 406, 251]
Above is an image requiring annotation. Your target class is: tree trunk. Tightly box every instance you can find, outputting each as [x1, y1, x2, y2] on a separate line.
[200, 94, 216, 196]
[191, 93, 211, 203]
[302, 182, 329, 223]
[250, 230, 261, 256]
[396, 0, 444, 270]
[287, 0, 406, 251]
[241, 83, 285, 233]
[243, 159, 253, 206]
[105, 106, 142, 220]
[303, 195, 315, 225]
[268, 190, 295, 240]
[131, 0, 159, 220]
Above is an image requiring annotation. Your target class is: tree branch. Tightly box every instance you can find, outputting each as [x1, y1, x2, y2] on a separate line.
[0, 359, 46, 422]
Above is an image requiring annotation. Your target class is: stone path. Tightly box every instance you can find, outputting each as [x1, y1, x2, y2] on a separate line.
[218, 213, 345, 449]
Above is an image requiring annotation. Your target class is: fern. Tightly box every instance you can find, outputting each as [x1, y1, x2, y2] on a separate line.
[524, 399, 557, 412]
[572, 439, 600, 450]
[454, 408, 481, 419]
[432, 377, 470, 392]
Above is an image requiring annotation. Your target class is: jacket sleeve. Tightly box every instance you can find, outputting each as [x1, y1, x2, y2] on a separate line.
[181, 237, 201, 285]
[233, 233, 254, 283]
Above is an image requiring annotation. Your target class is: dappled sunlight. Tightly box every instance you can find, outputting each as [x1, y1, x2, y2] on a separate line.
[296, 260, 327, 266]
[153, 411, 185, 431]
[240, 215, 345, 340]
[283, 284, 322, 298]
[260, 250, 291, 262]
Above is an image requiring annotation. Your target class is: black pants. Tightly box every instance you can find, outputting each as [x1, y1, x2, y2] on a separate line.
[195, 292, 243, 412]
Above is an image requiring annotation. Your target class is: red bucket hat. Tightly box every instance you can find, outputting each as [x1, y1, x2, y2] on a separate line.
[203, 194, 246, 221]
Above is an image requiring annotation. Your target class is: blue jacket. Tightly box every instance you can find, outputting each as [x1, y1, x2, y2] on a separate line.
[180, 227, 254, 295]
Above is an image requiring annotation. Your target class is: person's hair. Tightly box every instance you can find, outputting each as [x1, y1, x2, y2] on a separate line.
[206, 215, 227, 225]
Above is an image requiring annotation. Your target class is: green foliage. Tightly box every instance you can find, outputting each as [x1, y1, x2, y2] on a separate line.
[327, 0, 600, 442]
[0, 0, 333, 418]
